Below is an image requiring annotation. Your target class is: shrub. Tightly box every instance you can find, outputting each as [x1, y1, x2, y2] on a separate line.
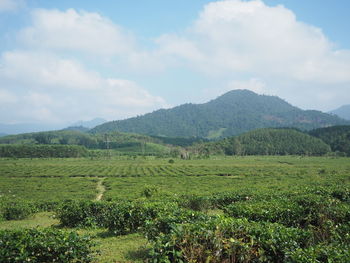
[0, 228, 95, 263]
[290, 243, 350, 263]
[0, 202, 36, 220]
[56, 200, 180, 235]
[56, 200, 110, 228]
[178, 195, 212, 211]
[149, 216, 311, 263]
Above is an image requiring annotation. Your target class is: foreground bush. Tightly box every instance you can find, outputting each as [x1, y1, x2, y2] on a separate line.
[0, 202, 35, 220]
[56, 200, 180, 234]
[0, 200, 60, 221]
[149, 216, 311, 263]
[0, 228, 95, 263]
[223, 194, 350, 229]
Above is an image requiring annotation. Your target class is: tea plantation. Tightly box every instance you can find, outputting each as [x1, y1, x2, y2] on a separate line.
[0, 156, 349, 262]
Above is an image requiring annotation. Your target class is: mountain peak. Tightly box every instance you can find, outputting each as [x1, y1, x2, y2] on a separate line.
[91, 90, 349, 138]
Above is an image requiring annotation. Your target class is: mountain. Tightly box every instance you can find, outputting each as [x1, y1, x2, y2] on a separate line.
[70, 118, 106, 129]
[91, 90, 349, 138]
[0, 133, 7, 137]
[309, 125, 350, 156]
[191, 128, 331, 156]
[329, 105, 350, 120]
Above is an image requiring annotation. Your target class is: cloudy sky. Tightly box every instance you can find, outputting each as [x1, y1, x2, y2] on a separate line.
[0, 0, 349, 126]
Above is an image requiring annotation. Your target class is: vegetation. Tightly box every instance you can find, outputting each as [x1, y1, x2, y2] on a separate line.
[91, 90, 349, 138]
[0, 228, 95, 262]
[309, 125, 350, 156]
[1, 156, 350, 262]
[0, 144, 88, 158]
[191, 128, 331, 156]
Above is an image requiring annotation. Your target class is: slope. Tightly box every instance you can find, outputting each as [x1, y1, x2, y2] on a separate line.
[329, 105, 350, 120]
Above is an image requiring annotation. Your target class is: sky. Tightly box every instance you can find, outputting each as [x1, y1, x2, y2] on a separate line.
[0, 0, 350, 126]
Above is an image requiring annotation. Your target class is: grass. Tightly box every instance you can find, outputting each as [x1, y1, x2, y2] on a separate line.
[0, 212, 59, 230]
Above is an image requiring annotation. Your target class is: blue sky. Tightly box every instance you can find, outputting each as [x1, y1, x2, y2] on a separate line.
[0, 0, 349, 126]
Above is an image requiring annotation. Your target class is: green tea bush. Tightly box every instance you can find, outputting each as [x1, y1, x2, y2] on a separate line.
[0, 228, 95, 263]
[56, 200, 110, 227]
[290, 243, 350, 263]
[178, 194, 212, 211]
[56, 200, 181, 235]
[0, 202, 36, 220]
[149, 216, 311, 263]
[105, 202, 178, 235]
[223, 195, 350, 229]
[143, 208, 210, 241]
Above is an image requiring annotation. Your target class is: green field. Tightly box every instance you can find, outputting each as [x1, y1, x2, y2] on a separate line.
[1, 156, 350, 262]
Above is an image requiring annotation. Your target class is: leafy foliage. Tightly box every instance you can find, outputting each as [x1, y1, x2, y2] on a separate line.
[149, 217, 311, 263]
[0, 228, 95, 263]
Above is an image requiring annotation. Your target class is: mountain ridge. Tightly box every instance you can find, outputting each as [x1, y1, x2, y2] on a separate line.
[91, 89, 349, 138]
[329, 105, 350, 120]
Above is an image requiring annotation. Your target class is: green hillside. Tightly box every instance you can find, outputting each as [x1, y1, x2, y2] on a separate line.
[91, 90, 348, 138]
[191, 128, 331, 156]
[309, 125, 350, 156]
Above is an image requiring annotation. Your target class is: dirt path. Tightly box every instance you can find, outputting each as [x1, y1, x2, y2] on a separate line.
[95, 177, 106, 201]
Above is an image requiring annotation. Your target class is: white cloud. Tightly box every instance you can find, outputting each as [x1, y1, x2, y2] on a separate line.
[1, 51, 102, 90]
[152, 0, 350, 110]
[0, 89, 17, 103]
[0, 0, 23, 12]
[0, 50, 168, 124]
[157, 0, 350, 83]
[19, 8, 135, 56]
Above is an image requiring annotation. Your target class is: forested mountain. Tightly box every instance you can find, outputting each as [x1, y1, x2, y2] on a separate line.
[191, 128, 331, 156]
[309, 125, 350, 156]
[91, 90, 349, 138]
[329, 105, 350, 120]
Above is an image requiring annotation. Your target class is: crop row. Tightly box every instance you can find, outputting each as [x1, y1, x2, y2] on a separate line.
[0, 164, 251, 177]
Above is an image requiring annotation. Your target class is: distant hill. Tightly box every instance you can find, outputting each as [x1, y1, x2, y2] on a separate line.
[70, 118, 106, 129]
[329, 105, 350, 120]
[0, 133, 7, 137]
[191, 128, 331, 156]
[309, 125, 350, 156]
[91, 90, 349, 138]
